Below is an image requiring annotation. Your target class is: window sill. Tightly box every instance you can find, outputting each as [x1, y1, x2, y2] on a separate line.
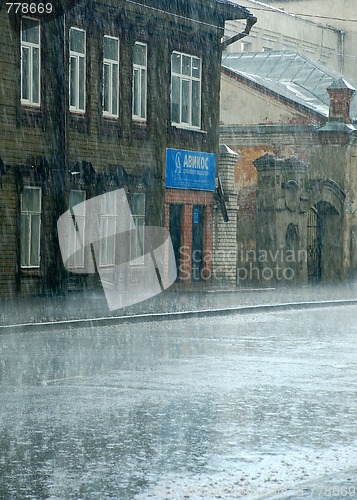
[103, 113, 119, 120]
[21, 101, 41, 109]
[70, 108, 86, 115]
[171, 124, 207, 134]
[132, 117, 147, 124]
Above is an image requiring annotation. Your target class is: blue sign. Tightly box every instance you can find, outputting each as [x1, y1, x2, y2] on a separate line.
[166, 148, 216, 191]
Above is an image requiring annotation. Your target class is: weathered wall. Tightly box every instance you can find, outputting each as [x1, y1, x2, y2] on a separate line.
[0, 0, 229, 297]
[219, 123, 319, 286]
[220, 72, 318, 126]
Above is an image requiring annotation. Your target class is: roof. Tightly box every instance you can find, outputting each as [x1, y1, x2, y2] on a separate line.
[222, 51, 357, 121]
[328, 78, 356, 92]
[138, 0, 252, 22]
[214, 0, 253, 20]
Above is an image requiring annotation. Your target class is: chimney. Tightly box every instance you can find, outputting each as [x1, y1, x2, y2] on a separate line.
[327, 78, 356, 123]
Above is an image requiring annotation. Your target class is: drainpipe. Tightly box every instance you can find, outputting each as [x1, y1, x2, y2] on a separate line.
[337, 29, 345, 75]
[221, 15, 257, 50]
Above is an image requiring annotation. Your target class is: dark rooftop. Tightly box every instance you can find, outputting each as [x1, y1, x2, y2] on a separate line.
[214, 0, 253, 20]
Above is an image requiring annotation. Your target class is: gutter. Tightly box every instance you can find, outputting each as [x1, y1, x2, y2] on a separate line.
[221, 14, 257, 50]
[338, 29, 345, 74]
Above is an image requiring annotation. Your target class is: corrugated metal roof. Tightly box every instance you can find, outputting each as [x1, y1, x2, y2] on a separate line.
[222, 51, 357, 120]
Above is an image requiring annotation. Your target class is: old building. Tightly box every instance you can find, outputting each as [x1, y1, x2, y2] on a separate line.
[0, 0, 256, 298]
[219, 50, 357, 286]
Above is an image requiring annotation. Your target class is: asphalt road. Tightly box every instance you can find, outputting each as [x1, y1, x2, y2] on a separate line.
[0, 305, 356, 499]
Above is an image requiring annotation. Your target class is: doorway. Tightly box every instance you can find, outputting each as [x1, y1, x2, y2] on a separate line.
[307, 206, 322, 283]
[307, 201, 340, 283]
[169, 204, 183, 280]
[192, 205, 204, 282]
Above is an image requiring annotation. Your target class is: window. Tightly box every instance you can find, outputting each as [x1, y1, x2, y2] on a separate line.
[69, 27, 86, 113]
[103, 35, 119, 118]
[67, 190, 86, 268]
[241, 41, 252, 52]
[132, 42, 147, 121]
[21, 17, 40, 106]
[130, 193, 145, 265]
[99, 193, 117, 266]
[21, 187, 41, 268]
[171, 51, 201, 129]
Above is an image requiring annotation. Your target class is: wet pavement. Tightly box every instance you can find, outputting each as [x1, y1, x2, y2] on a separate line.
[1, 282, 357, 328]
[0, 305, 356, 499]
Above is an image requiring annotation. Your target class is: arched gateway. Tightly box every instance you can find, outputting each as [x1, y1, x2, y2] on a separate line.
[307, 179, 345, 283]
[254, 153, 347, 286]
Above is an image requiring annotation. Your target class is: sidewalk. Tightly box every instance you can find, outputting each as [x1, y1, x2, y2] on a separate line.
[1, 282, 357, 329]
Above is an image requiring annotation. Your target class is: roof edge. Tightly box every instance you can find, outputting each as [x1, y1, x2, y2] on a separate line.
[221, 65, 328, 121]
[215, 0, 253, 20]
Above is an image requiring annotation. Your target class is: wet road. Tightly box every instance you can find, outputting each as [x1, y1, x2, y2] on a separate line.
[0, 306, 356, 499]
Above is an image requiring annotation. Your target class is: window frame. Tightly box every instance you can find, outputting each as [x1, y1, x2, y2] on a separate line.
[171, 50, 202, 130]
[132, 41, 147, 122]
[21, 16, 41, 107]
[99, 193, 117, 267]
[129, 193, 145, 266]
[67, 189, 86, 269]
[103, 35, 120, 119]
[69, 26, 86, 114]
[20, 186, 42, 269]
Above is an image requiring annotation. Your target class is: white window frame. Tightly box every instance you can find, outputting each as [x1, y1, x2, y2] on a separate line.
[241, 41, 252, 52]
[132, 42, 147, 122]
[130, 193, 145, 266]
[67, 190, 86, 269]
[103, 35, 119, 118]
[69, 27, 86, 113]
[20, 186, 42, 268]
[99, 194, 117, 267]
[171, 50, 201, 129]
[21, 17, 41, 107]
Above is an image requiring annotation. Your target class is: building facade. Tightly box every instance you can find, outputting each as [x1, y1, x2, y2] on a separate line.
[225, 0, 357, 82]
[0, 0, 254, 298]
[219, 51, 357, 286]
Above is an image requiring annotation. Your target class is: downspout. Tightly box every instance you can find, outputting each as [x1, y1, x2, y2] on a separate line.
[218, 14, 257, 223]
[221, 14, 257, 50]
[337, 28, 345, 75]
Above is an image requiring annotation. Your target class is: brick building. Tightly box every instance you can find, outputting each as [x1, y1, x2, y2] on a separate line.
[0, 0, 255, 297]
[219, 50, 357, 286]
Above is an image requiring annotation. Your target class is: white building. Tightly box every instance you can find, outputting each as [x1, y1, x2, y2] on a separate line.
[225, 0, 357, 81]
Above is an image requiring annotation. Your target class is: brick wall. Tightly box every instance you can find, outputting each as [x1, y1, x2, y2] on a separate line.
[0, 172, 18, 297]
[213, 146, 239, 285]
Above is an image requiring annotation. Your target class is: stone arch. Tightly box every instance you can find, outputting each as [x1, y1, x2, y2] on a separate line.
[308, 178, 346, 215]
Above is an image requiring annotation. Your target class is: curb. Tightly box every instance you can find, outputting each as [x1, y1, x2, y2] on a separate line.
[1, 298, 357, 333]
